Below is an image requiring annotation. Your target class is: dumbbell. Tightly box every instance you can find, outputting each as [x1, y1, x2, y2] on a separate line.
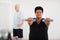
[25, 18, 53, 22]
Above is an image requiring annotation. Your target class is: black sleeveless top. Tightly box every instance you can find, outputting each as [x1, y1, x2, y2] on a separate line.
[29, 18, 48, 40]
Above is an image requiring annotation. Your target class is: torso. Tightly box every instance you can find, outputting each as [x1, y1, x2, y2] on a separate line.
[13, 12, 23, 29]
[29, 18, 48, 40]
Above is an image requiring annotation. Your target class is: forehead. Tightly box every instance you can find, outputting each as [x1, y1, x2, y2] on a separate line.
[36, 10, 42, 12]
[15, 4, 19, 8]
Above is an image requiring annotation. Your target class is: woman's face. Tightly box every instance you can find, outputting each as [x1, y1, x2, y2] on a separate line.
[35, 10, 43, 18]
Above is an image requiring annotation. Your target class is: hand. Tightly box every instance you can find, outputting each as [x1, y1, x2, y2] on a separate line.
[46, 18, 50, 22]
[18, 24, 21, 27]
[28, 17, 32, 22]
[18, 19, 24, 27]
[28, 17, 33, 26]
[45, 18, 50, 27]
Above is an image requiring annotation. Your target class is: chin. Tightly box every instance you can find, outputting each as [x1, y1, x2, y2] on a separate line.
[37, 16, 41, 18]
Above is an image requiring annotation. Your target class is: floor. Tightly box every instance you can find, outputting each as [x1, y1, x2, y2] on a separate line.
[0, 39, 60, 40]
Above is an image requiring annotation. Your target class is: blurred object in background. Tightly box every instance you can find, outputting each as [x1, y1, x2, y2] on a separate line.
[0, 30, 12, 40]
[7, 32, 12, 40]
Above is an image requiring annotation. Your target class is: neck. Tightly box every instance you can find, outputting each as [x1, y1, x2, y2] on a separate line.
[36, 17, 42, 24]
[36, 17, 42, 21]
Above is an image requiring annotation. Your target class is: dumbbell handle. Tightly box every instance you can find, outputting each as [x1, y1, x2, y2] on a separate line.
[25, 18, 53, 22]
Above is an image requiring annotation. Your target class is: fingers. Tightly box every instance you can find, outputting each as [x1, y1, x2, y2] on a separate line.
[46, 18, 50, 22]
[28, 17, 33, 22]
[28, 17, 33, 26]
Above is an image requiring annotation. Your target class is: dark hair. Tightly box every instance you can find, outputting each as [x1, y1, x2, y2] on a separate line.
[34, 6, 43, 13]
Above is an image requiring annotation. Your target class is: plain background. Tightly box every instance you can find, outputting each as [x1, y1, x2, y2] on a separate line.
[0, 0, 60, 40]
